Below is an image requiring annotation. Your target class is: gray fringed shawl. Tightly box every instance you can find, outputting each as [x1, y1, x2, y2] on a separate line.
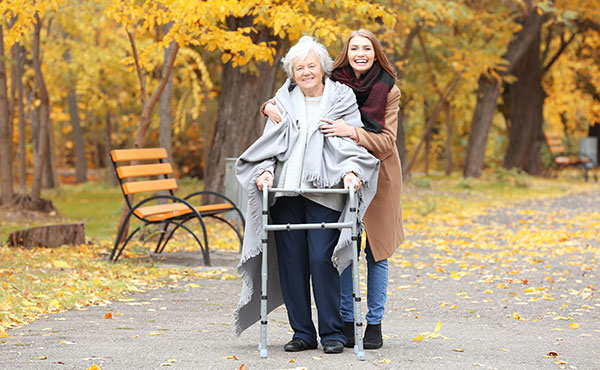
[234, 78, 380, 336]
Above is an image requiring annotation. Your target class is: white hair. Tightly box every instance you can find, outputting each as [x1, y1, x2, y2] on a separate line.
[281, 36, 333, 82]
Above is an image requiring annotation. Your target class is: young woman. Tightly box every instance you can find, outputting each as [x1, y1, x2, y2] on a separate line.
[263, 29, 405, 349]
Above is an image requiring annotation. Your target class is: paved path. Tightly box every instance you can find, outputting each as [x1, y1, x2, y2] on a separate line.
[2, 190, 600, 370]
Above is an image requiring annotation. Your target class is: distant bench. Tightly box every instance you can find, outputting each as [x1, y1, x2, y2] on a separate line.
[110, 148, 244, 265]
[544, 132, 596, 181]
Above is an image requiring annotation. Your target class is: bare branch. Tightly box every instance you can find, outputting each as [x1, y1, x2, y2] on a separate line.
[127, 28, 147, 106]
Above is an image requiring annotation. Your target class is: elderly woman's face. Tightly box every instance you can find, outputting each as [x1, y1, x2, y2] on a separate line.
[293, 52, 324, 97]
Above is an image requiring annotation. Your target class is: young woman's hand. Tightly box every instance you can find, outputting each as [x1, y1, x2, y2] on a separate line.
[319, 118, 355, 137]
[343, 172, 362, 190]
[264, 102, 282, 124]
[256, 171, 274, 190]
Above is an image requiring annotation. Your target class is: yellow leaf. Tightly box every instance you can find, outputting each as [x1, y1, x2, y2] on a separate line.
[379, 359, 392, 364]
[1, 330, 8, 337]
[149, 332, 163, 336]
[86, 365, 101, 370]
[413, 335, 424, 341]
[53, 260, 70, 269]
[568, 323, 579, 329]
[434, 319, 442, 332]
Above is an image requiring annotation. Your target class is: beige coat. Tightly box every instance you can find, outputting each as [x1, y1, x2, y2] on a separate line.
[355, 85, 404, 262]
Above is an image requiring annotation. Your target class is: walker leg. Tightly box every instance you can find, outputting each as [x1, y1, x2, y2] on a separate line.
[349, 186, 365, 361]
[259, 184, 269, 358]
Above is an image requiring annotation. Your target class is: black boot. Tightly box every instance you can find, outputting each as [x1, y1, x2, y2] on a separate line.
[343, 321, 355, 348]
[363, 323, 383, 349]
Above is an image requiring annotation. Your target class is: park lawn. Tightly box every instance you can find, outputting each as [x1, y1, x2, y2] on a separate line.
[0, 171, 597, 334]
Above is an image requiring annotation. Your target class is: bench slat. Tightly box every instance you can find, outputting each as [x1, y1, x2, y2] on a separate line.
[117, 163, 173, 179]
[134, 202, 234, 222]
[111, 148, 168, 162]
[122, 179, 178, 195]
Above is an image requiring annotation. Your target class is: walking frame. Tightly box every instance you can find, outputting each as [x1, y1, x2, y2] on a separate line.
[258, 181, 366, 361]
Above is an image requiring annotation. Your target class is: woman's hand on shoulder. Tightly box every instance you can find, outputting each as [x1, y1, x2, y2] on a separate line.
[343, 172, 361, 190]
[319, 118, 355, 138]
[256, 171, 274, 190]
[264, 101, 282, 124]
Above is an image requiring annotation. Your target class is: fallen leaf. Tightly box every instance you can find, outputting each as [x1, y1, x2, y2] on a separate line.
[568, 323, 579, 329]
[53, 260, 70, 269]
[104, 313, 113, 319]
[312, 356, 322, 360]
[149, 332, 163, 336]
[413, 335, 424, 342]
[545, 352, 559, 357]
[86, 366, 100, 370]
[239, 365, 246, 370]
[1, 329, 7, 338]
[379, 359, 392, 364]
[452, 349, 465, 352]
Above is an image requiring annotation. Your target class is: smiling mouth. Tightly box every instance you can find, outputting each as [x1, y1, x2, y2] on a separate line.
[354, 60, 369, 65]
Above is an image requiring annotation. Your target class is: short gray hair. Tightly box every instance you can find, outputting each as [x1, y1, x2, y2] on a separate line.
[281, 36, 333, 82]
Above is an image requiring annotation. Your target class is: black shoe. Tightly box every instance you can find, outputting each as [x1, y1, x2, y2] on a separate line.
[323, 340, 344, 354]
[343, 322, 355, 348]
[363, 323, 383, 349]
[284, 338, 317, 352]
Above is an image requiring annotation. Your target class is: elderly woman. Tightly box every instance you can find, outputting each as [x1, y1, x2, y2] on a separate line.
[234, 36, 379, 354]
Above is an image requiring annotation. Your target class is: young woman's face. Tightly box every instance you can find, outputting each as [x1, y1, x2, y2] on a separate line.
[347, 36, 375, 78]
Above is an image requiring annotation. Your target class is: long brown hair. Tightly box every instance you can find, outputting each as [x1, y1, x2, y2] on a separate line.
[333, 29, 397, 81]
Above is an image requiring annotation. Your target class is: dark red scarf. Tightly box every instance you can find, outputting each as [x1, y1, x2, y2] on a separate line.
[331, 61, 394, 133]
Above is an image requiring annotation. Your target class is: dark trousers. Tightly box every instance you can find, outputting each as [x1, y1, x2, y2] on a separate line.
[270, 196, 346, 346]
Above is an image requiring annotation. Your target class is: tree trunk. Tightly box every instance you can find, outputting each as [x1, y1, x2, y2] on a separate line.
[67, 87, 87, 183]
[13, 43, 27, 192]
[203, 59, 280, 196]
[463, 76, 501, 177]
[42, 113, 57, 189]
[160, 42, 175, 162]
[65, 49, 87, 183]
[0, 25, 14, 205]
[463, 9, 548, 178]
[444, 102, 452, 176]
[203, 19, 282, 199]
[31, 15, 52, 200]
[503, 23, 544, 174]
[8, 223, 85, 248]
[104, 111, 117, 186]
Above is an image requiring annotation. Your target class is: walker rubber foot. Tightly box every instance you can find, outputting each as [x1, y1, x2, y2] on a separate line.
[259, 348, 268, 358]
[355, 350, 366, 361]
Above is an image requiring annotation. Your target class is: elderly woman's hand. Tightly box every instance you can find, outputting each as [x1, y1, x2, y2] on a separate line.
[264, 102, 282, 124]
[343, 172, 361, 190]
[256, 171, 274, 190]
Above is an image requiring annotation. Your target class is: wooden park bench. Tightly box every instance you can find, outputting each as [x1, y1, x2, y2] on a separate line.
[110, 148, 244, 265]
[544, 131, 596, 181]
